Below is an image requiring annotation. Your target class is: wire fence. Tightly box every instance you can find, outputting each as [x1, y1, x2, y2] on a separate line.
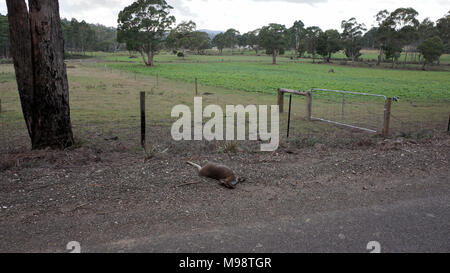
[1, 61, 449, 156]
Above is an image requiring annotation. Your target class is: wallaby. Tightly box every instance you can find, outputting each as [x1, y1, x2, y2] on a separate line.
[328, 69, 335, 73]
[186, 161, 244, 189]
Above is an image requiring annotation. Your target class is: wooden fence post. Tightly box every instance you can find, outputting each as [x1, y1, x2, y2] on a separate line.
[383, 98, 392, 137]
[306, 91, 312, 121]
[277, 89, 284, 113]
[140, 92, 146, 148]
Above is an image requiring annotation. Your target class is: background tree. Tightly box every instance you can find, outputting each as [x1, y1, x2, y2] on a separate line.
[117, 0, 175, 67]
[316, 29, 342, 62]
[258, 23, 288, 64]
[59, 18, 118, 54]
[304, 26, 322, 63]
[362, 27, 377, 49]
[166, 20, 196, 54]
[375, 8, 420, 68]
[189, 31, 210, 54]
[289, 20, 305, 51]
[297, 39, 307, 58]
[374, 10, 390, 65]
[212, 32, 226, 54]
[71, 19, 95, 55]
[223, 28, 240, 53]
[241, 29, 260, 54]
[237, 34, 246, 51]
[436, 11, 450, 56]
[415, 18, 438, 62]
[388, 8, 420, 66]
[341, 17, 366, 64]
[0, 14, 10, 58]
[418, 36, 444, 69]
[6, 0, 74, 149]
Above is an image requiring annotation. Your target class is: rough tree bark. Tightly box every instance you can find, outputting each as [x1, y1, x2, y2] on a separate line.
[272, 51, 277, 65]
[377, 47, 383, 66]
[6, 0, 74, 150]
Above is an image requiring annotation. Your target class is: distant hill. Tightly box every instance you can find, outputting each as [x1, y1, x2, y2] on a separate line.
[198, 29, 223, 39]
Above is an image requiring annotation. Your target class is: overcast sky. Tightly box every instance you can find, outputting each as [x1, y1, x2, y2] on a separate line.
[1, 0, 449, 32]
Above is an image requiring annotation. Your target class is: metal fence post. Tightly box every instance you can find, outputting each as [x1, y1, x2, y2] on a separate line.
[140, 92, 146, 148]
[287, 94, 292, 138]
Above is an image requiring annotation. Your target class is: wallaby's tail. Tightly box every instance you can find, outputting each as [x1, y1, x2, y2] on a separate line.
[186, 161, 202, 171]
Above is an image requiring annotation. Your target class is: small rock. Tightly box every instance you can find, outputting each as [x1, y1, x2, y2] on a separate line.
[314, 143, 326, 150]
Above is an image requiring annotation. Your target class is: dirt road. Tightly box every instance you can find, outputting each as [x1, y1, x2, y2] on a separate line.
[0, 132, 449, 253]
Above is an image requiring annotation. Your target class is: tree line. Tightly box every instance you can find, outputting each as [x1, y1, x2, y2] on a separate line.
[117, 0, 449, 69]
[0, 14, 120, 58]
[2, 1, 449, 69]
[205, 9, 449, 68]
[61, 18, 119, 54]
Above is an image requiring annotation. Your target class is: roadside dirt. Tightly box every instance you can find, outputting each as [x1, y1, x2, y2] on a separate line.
[0, 128, 449, 252]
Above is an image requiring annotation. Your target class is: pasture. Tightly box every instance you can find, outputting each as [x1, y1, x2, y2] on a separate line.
[103, 53, 450, 101]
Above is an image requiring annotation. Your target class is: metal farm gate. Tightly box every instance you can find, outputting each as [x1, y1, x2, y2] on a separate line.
[277, 88, 392, 137]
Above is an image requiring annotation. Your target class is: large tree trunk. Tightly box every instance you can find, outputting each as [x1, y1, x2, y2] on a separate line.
[147, 51, 154, 66]
[7, 0, 74, 150]
[403, 49, 408, 66]
[139, 50, 148, 65]
[272, 51, 277, 65]
[377, 47, 383, 66]
[5, 0, 34, 139]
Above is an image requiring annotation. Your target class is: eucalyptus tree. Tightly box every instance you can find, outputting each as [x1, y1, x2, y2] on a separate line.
[304, 26, 322, 63]
[241, 29, 260, 54]
[6, 0, 74, 149]
[418, 36, 444, 69]
[212, 33, 226, 54]
[223, 28, 240, 53]
[117, 0, 176, 66]
[258, 23, 288, 64]
[316, 29, 342, 62]
[290, 20, 305, 50]
[341, 18, 366, 64]
[436, 11, 450, 55]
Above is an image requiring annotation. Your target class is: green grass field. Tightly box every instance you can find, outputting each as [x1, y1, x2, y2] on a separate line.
[101, 54, 450, 102]
[199, 48, 450, 64]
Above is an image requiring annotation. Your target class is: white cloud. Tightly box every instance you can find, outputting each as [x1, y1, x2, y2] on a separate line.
[0, 0, 448, 32]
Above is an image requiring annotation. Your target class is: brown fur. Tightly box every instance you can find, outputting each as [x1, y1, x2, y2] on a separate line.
[328, 69, 335, 73]
[186, 162, 242, 189]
